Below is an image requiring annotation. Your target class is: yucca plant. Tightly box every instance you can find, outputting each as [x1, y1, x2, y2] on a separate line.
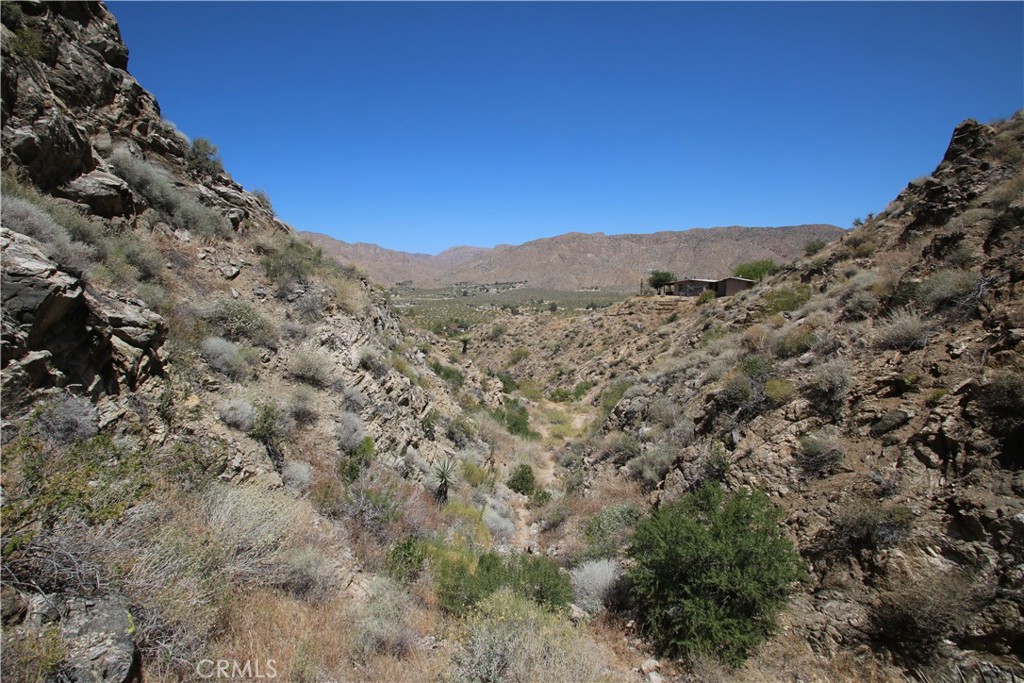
[431, 458, 457, 504]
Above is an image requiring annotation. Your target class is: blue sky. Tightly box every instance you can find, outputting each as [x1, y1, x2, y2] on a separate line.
[107, 2, 1023, 255]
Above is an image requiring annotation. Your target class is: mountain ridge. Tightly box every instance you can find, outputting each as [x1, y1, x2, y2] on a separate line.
[303, 223, 845, 290]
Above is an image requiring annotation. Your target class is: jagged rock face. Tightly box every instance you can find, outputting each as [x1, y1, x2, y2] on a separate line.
[1, 227, 166, 401]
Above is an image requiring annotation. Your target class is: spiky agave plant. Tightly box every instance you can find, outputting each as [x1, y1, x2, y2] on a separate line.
[431, 457, 457, 505]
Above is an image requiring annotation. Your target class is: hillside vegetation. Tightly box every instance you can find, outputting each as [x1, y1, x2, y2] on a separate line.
[1, 3, 1022, 683]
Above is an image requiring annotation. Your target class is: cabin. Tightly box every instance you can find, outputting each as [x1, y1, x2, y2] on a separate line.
[663, 276, 755, 298]
[665, 278, 718, 296]
[715, 276, 755, 297]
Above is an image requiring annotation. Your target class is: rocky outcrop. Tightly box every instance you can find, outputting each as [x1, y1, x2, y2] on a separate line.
[1, 228, 165, 401]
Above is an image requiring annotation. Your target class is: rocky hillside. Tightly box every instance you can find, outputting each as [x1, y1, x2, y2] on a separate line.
[2, 3, 1021, 683]
[304, 223, 844, 290]
[463, 113, 1024, 680]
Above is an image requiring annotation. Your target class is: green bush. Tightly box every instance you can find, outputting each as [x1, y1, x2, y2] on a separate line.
[386, 537, 427, 583]
[581, 503, 640, 561]
[186, 137, 224, 176]
[649, 270, 677, 290]
[507, 464, 537, 496]
[762, 285, 811, 315]
[804, 238, 828, 256]
[429, 360, 465, 389]
[492, 399, 538, 439]
[733, 259, 777, 282]
[434, 550, 571, 614]
[627, 483, 802, 665]
[696, 289, 716, 305]
[764, 379, 796, 406]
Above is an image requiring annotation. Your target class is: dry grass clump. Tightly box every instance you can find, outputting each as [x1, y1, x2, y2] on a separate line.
[288, 347, 333, 387]
[803, 359, 850, 419]
[218, 398, 257, 432]
[624, 447, 675, 491]
[570, 558, 620, 614]
[201, 336, 249, 379]
[445, 588, 610, 683]
[2, 196, 96, 273]
[30, 392, 99, 445]
[796, 432, 845, 478]
[203, 299, 279, 348]
[874, 309, 930, 351]
[286, 386, 318, 426]
[918, 268, 983, 312]
[353, 579, 419, 660]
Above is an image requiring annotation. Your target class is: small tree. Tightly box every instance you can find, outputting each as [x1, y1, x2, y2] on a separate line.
[648, 271, 676, 292]
[187, 137, 224, 176]
[507, 464, 536, 496]
[732, 259, 777, 282]
[627, 483, 801, 665]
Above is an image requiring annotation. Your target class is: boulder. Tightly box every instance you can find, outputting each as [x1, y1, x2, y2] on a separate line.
[57, 170, 134, 217]
[60, 594, 140, 683]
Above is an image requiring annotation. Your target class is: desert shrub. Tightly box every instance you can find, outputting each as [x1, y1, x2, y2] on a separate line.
[446, 588, 606, 683]
[218, 398, 256, 432]
[446, 416, 475, 447]
[249, 403, 284, 448]
[482, 506, 516, 544]
[874, 309, 930, 351]
[918, 269, 982, 312]
[205, 483, 306, 584]
[719, 371, 754, 411]
[842, 288, 881, 321]
[30, 393, 98, 445]
[335, 412, 367, 454]
[2, 197, 96, 273]
[288, 348, 332, 387]
[340, 436, 374, 482]
[258, 236, 336, 289]
[201, 336, 248, 379]
[507, 346, 530, 366]
[581, 503, 640, 561]
[2, 625, 67, 683]
[696, 289, 716, 305]
[281, 460, 312, 491]
[386, 536, 427, 583]
[774, 327, 817, 358]
[826, 500, 914, 556]
[354, 580, 417, 659]
[251, 188, 274, 213]
[357, 347, 389, 378]
[764, 378, 796, 406]
[429, 360, 465, 389]
[978, 370, 1024, 415]
[111, 150, 228, 237]
[492, 399, 537, 439]
[461, 461, 490, 488]
[804, 238, 828, 256]
[507, 464, 537, 496]
[627, 483, 802, 665]
[600, 380, 633, 416]
[733, 259, 777, 282]
[286, 386, 317, 426]
[434, 551, 572, 614]
[571, 558, 620, 614]
[186, 137, 224, 176]
[625, 448, 675, 491]
[277, 546, 335, 600]
[204, 299, 278, 348]
[803, 359, 850, 419]
[796, 433, 845, 477]
[572, 380, 596, 400]
[343, 469, 399, 534]
[870, 570, 973, 665]
[762, 285, 811, 315]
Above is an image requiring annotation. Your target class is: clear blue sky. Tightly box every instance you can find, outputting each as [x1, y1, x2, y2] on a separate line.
[107, 2, 1023, 255]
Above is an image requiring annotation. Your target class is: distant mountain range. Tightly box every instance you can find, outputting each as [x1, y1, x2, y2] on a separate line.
[302, 224, 845, 291]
